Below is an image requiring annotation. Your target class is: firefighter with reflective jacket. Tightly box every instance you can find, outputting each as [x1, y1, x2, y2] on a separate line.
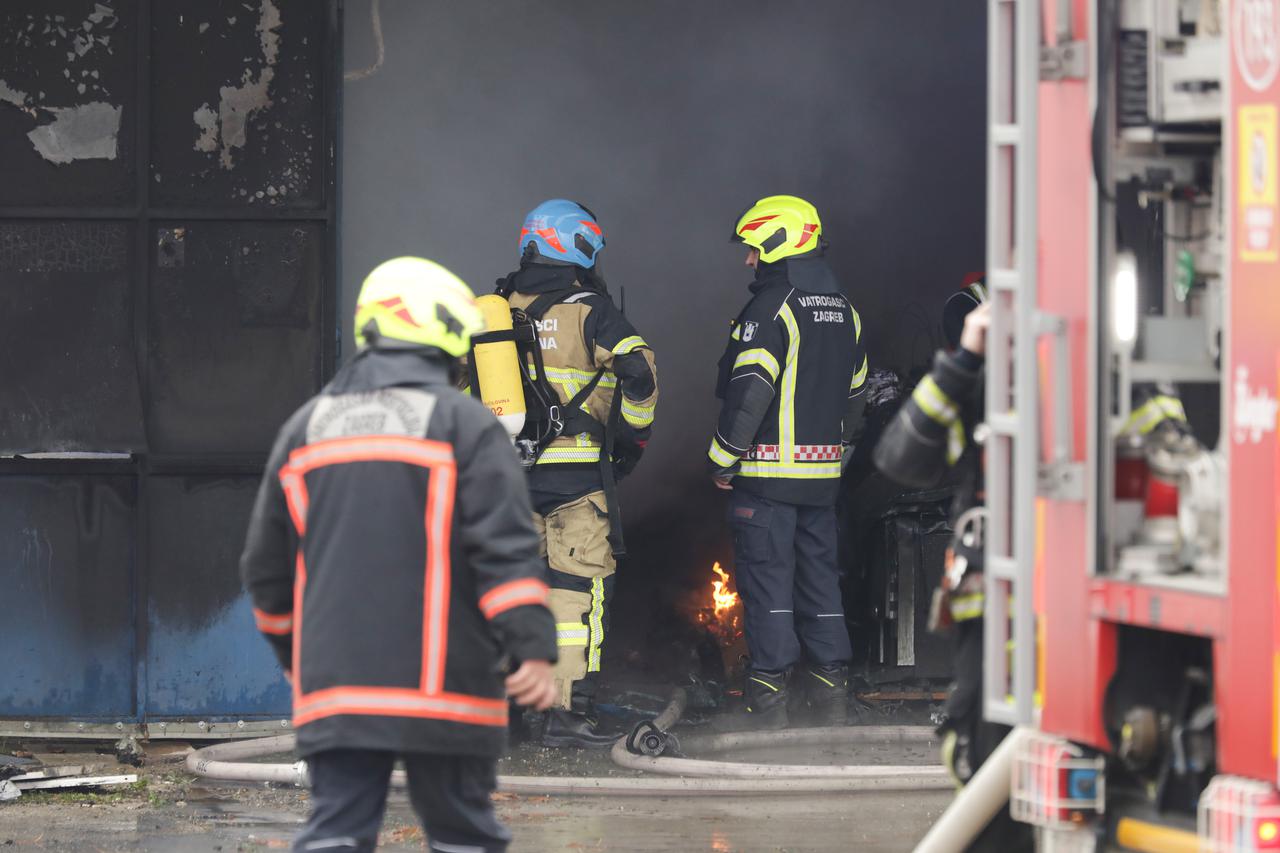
[708, 195, 868, 728]
[241, 257, 557, 853]
[496, 199, 658, 748]
[873, 275, 995, 786]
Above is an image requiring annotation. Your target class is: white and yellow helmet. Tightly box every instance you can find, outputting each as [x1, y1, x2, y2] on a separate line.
[353, 257, 483, 358]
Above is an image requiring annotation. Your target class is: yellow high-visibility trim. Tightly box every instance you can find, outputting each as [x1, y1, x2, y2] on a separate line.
[1123, 395, 1188, 435]
[748, 676, 780, 693]
[738, 460, 840, 479]
[587, 577, 605, 673]
[556, 621, 589, 647]
[950, 593, 984, 621]
[731, 325, 742, 341]
[913, 375, 959, 426]
[733, 348, 781, 381]
[850, 356, 869, 391]
[708, 436, 738, 468]
[946, 418, 966, 466]
[526, 364, 617, 390]
[621, 397, 655, 428]
[853, 308, 862, 341]
[538, 446, 602, 464]
[777, 303, 801, 459]
[612, 335, 646, 355]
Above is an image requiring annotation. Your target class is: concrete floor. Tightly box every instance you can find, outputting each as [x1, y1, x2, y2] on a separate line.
[0, 786, 954, 852]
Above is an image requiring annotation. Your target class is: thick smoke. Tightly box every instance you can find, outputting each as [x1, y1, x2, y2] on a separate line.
[341, 0, 986, 642]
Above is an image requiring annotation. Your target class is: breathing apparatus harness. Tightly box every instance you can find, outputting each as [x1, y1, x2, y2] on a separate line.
[467, 270, 626, 556]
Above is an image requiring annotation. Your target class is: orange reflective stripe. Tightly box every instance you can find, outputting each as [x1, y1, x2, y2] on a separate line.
[293, 687, 507, 728]
[292, 552, 306, 706]
[422, 461, 455, 695]
[282, 436, 461, 712]
[478, 578, 549, 619]
[253, 608, 294, 635]
[280, 470, 309, 536]
[286, 435, 455, 473]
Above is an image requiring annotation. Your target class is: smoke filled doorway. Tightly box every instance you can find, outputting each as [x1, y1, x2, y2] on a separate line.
[341, 0, 986, 717]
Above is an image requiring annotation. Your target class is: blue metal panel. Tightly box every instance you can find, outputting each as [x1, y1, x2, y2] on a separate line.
[0, 476, 136, 718]
[144, 476, 290, 719]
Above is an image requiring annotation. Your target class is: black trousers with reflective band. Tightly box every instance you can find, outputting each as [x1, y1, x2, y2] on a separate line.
[728, 490, 852, 672]
[294, 749, 510, 853]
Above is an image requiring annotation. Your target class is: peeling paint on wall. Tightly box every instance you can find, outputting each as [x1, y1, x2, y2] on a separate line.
[26, 102, 122, 164]
[0, 80, 29, 109]
[0, 5, 123, 165]
[191, 0, 282, 170]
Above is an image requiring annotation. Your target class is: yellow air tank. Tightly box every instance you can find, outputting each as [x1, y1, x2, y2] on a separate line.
[473, 294, 527, 440]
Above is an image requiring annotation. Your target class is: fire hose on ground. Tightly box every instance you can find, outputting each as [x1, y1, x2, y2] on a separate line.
[187, 687, 954, 796]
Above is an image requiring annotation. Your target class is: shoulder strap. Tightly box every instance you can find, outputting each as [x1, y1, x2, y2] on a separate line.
[522, 287, 586, 321]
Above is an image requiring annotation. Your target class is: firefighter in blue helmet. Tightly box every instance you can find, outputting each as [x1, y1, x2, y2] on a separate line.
[708, 195, 868, 728]
[495, 199, 659, 748]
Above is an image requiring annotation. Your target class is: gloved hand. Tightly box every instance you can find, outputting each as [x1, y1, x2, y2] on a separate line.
[612, 440, 645, 481]
[709, 461, 739, 490]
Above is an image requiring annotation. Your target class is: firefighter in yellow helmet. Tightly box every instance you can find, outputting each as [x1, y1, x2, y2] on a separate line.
[242, 257, 557, 852]
[708, 196, 868, 728]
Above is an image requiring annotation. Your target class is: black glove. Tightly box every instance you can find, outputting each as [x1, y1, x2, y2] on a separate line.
[612, 441, 645, 481]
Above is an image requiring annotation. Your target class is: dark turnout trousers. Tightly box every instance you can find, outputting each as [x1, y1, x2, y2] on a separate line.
[294, 749, 510, 853]
[728, 490, 851, 672]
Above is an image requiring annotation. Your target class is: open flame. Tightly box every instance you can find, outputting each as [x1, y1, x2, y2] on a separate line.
[710, 561, 739, 617]
[697, 561, 743, 640]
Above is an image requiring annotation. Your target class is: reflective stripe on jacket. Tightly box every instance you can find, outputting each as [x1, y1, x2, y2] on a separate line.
[240, 351, 556, 758]
[709, 257, 866, 506]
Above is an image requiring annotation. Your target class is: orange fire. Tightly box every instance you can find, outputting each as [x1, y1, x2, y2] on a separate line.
[697, 561, 743, 640]
[710, 561, 739, 617]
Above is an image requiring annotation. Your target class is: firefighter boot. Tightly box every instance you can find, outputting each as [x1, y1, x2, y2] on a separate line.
[745, 669, 790, 730]
[806, 664, 849, 726]
[542, 696, 617, 749]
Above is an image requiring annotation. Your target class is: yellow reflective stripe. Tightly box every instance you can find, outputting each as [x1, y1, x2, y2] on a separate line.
[777, 303, 800, 459]
[733, 347, 781, 381]
[708, 436, 739, 468]
[1157, 396, 1187, 421]
[748, 676, 780, 693]
[950, 593, 984, 621]
[913, 375, 959, 426]
[621, 396, 655, 428]
[587, 577, 605, 673]
[612, 335, 646, 355]
[1124, 395, 1188, 435]
[946, 419, 966, 466]
[738, 460, 841, 479]
[852, 307, 862, 341]
[850, 356, 868, 392]
[556, 619, 590, 647]
[731, 326, 742, 341]
[527, 365, 617, 388]
[538, 446, 601, 464]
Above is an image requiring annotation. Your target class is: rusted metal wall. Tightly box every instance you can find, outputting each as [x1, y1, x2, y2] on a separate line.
[0, 0, 339, 730]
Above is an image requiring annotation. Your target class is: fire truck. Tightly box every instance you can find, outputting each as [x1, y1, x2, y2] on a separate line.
[923, 0, 1280, 850]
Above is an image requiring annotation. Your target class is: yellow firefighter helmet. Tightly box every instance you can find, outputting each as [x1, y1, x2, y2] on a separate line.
[732, 195, 823, 264]
[353, 256, 483, 358]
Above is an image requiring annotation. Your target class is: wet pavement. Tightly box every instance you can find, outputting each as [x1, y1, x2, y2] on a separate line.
[0, 734, 951, 851]
[0, 785, 953, 851]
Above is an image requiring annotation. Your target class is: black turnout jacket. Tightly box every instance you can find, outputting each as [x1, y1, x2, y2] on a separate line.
[709, 255, 868, 506]
[241, 349, 556, 758]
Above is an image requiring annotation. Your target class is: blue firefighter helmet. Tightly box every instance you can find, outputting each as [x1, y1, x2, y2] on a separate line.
[518, 199, 605, 268]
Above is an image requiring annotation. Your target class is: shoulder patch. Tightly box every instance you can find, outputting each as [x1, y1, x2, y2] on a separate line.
[307, 388, 437, 442]
[741, 321, 758, 342]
